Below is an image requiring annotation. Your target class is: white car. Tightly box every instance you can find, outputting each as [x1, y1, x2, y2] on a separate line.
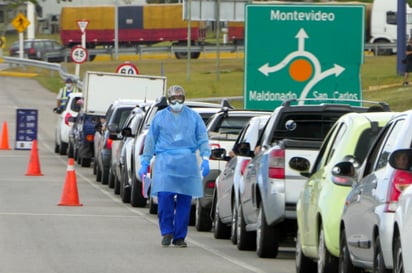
[393, 155, 412, 273]
[54, 92, 83, 155]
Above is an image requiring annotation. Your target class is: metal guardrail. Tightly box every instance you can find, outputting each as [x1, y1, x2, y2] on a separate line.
[1, 42, 397, 90]
[2, 56, 83, 89]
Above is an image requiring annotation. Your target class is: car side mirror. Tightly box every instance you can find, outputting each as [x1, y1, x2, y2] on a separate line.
[109, 134, 120, 140]
[331, 161, 356, 186]
[233, 142, 252, 156]
[210, 148, 229, 161]
[121, 127, 132, 137]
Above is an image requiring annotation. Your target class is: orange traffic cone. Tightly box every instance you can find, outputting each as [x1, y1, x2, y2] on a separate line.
[0, 121, 11, 150]
[58, 158, 83, 206]
[25, 139, 43, 176]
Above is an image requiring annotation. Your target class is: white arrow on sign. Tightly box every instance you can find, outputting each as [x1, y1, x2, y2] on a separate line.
[77, 20, 89, 33]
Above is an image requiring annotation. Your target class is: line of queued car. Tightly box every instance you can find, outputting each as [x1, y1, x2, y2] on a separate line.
[54, 95, 412, 273]
[207, 101, 412, 273]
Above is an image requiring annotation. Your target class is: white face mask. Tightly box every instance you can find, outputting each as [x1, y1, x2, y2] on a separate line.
[170, 102, 184, 112]
[66, 83, 73, 90]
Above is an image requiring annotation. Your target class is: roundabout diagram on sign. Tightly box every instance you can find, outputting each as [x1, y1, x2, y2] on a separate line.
[258, 28, 345, 104]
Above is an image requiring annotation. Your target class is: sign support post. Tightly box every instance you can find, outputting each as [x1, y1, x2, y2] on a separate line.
[75, 20, 89, 77]
[11, 13, 30, 59]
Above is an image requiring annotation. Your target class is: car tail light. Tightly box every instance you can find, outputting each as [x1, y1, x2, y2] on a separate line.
[105, 138, 113, 150]
[86, 134, 94, 143]
[240, 159, 251, 175]
[210, 143, 220, 150]
[29, 47, 35, 55]
[206, 180, 215, 189]
[385, 170, 412, 212]
[269, 149, 285, 179]
[64, 112, 72, 125]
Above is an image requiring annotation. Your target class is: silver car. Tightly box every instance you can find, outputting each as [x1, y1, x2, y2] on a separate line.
[211, 115, 270, 242]
[337, 110, 412, 272]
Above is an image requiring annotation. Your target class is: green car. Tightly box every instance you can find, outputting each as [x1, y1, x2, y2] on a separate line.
[292, 111, 396, 273]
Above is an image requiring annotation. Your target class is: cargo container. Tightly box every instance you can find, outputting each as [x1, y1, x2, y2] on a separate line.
[60, 3, 208, 59]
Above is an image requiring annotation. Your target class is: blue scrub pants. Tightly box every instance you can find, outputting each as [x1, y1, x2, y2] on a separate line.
[157, 192, 192, 241]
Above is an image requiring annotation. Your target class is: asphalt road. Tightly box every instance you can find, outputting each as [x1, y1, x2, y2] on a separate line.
[0, 76, 295, 273]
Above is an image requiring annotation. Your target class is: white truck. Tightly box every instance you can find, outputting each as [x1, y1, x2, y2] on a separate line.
[82, 71, 167, 116]
[71, 71, 166, 168]
[368, 0, 412, 54]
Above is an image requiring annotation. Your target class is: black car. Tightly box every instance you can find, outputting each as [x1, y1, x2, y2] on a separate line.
[9, 39, 67, 62]
[68, 108, 104, 167]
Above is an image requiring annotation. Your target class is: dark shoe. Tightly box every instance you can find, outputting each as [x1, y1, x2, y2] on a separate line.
[403, 81, 409, 87]
[161, 234, 173, 247]
[173, 239, 187, 248]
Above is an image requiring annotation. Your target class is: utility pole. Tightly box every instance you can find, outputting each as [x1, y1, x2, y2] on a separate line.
[397, 0, 407, 76]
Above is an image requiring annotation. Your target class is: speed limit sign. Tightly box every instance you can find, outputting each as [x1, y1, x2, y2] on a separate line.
[70, 45, 88, 64]
[116, 62, 139, 75]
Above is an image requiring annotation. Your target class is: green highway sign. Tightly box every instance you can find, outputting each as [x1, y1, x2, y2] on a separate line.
[244, 4, 365, 110]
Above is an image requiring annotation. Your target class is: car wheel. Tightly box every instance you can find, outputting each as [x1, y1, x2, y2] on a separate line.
[114, 169, 120, 195]
[318, 225, 338, 273]
[213, 194, 231, 239]
[149, 197, 158, 214]
[55, 142, 60, 153]
[339, 228, 361, 273]
[108, 167, 115, 188]
[101, 167, 109, 185]
[67, 142, 74, 158]
[81, 157, 91, 167]
[96, 164, 102, 182]
[73, 147, 79, 162]
[393, 234, 404, 273]
[60, 142, 68, 155]
[195, 198, 212, 232]
[374, 235, 391, 273]
[231, 200, 238, 245]
[189, 205, 195, 226]
[120, 164, 130, 203]
[296, 230, 317, 273]
[236, 204, 256, 251]
[256, 203, 279, 258]
[92, 159, 97, 175]
[130, 176, 146, 208]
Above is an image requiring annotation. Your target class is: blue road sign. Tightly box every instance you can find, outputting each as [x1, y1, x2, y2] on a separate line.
[15, 109, 38, 150]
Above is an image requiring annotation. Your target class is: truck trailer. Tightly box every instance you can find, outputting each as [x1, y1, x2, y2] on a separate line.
[60, 3, 207, 59]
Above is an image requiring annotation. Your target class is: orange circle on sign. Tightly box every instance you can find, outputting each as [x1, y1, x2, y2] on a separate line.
[289, 59, 313, 82]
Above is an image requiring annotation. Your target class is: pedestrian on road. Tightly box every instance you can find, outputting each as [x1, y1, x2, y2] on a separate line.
[139, 85, 210, 248]
[403, 39, 412, 86]
[55, 77, 78, 112]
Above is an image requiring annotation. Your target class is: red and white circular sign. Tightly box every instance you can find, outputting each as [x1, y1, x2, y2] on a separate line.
[70, 45, 88, 64]
[116, 62, 139, 75]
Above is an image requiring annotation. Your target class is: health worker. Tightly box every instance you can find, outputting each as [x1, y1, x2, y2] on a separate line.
[139, 85, 210, 248]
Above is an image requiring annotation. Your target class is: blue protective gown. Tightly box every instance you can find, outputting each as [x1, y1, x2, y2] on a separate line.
[141, 105, 211, 198]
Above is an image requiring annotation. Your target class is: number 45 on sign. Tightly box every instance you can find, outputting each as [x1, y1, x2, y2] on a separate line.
[70, 45, 88, 64]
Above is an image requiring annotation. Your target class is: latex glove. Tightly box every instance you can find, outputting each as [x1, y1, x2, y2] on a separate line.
[200, 159, 210, 177]
[139, 162, 149, 180]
